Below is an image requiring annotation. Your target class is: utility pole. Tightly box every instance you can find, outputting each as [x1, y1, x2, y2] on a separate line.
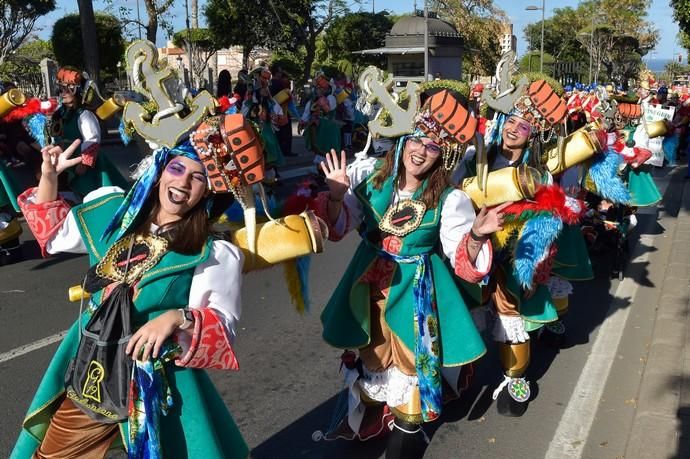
[185, 0, 194, 89]
[136, 0, 142, 39]
[424, 0, 429, 81]
[589, 13, 594, 84]
[191, 0, 199, 29]
[539, 0, 545, 73]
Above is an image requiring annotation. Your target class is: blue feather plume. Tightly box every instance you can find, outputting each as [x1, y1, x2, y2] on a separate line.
[295, 255, 311, 312]
[587, 150, 631, 204]
[514, 215, 562, 289]
[25, 113, 48, 148]
[119, 117, 132, 145]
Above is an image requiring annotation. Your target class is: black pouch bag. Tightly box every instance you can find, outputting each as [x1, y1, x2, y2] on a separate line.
[65, 282, 133, 423]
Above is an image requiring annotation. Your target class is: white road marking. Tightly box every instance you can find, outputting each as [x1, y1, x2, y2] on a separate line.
[545, 234, 654, 459]
[0, 330, 68, 364]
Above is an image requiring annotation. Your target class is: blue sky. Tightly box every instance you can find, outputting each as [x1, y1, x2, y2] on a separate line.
[36, 0, 679, 60]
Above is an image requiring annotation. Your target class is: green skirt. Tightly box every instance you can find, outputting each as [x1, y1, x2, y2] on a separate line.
[552, 224, 594, 281]
[260, 121, 284, 167]
[626, 167, 661, 207]
[12, 318, 249, 459]
[305, 117, 342, 155]
[0, 160, 22, 211]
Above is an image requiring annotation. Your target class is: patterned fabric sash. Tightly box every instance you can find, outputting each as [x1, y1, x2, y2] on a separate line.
[127, 344, 180, 458]
[375, 247, 442, 422]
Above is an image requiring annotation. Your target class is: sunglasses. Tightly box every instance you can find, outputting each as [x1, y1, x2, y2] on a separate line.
[57, 83, 79, 95]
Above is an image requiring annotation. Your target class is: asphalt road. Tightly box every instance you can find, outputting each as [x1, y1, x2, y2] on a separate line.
[0, 169, 674, 458]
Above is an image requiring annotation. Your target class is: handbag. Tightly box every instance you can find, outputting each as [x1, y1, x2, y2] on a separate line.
[64, 240, 136, 423]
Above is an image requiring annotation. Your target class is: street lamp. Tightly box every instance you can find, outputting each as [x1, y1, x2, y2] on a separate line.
[526, 1, 545, 73]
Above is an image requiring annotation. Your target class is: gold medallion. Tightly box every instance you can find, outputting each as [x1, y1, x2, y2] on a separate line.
[378, 199, 427, 237]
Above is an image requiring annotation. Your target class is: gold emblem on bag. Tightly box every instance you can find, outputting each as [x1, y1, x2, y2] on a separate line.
[82, 360, 105, 403]
[378, 199, 427, 237]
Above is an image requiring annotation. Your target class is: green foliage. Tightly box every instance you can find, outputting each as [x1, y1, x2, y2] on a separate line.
[0, 0, 56, 66]
[319, 12, 393, 74]
[172, 28, 217, 50]
[0, 39, 53, 95]
[523, 0, 658, 84]
[672, 0, 690, 37]
[51, 12, 125, 77]
[518, 52, 556, 76]
[378, 79, 471, 126]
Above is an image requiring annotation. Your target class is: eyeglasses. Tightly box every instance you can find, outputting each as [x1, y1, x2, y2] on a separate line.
[406, 137, 442, 156]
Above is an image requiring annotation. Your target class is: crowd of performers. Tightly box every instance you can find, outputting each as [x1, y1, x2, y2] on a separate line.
[0, 42, 677, 458]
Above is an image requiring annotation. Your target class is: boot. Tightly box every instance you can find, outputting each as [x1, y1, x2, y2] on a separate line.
[385, 419, 428, 459]
[495, 376, 530, 417]
[539, 320, 566, 348]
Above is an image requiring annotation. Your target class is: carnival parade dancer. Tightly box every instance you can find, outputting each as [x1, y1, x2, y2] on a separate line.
[10, 41, 263, 459]
[242, 67, 285, 184]
[454, 61, 609, 416]
[47, 66, 128, 197]
[11, 134, 249, 457]
[299, 72, 341, 171]
[313, 68, 506, 457]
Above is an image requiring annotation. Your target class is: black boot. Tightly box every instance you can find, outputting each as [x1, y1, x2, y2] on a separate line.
[495, 376, 530, 417]
[385, 419, 428, 459]
[539, 320, 566, 348]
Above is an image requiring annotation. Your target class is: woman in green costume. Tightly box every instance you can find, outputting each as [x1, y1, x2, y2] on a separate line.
[12, 135, 248, 458]
[313, 88, 505, 458]
[48, 66, 129, 197]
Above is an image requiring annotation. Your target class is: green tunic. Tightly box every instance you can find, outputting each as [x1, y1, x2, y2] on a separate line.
[52, 107, 129, 196]
[552, 224, 594, 281]
[321, 172, 486, 367]
[305, 110, 342, 155]
[12, 192, 248, 459]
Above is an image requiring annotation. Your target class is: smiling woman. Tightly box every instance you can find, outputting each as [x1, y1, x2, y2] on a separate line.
[310, 81, 508, 458]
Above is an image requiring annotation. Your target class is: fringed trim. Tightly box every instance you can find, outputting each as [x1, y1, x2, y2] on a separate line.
[174, 308, 239, 370]
[454, 232, 492, 283]
[312, 191, 350, 241]
[17, 187, 71, 257]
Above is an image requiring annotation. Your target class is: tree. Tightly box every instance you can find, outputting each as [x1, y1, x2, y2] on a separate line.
[430, 0, 507, 78]
[524, 0, 658, 84]
[205, 0, 294, 70]
[104, 0, 176, 43]
[0, 0, 56, 67]
[672, 0, 690, 37]
[319, 12, 393, 75]
[77, 0, 100, 83]
[51, 13, 125, 80]
[0, 38, 54, 96]
[172, 28, 220, 89]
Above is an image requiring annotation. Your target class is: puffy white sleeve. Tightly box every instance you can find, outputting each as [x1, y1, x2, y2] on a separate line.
[78, 110, 101, 148]
[440, 189, 491, 274]
[187, 240, 244, 342]
[301, 101, 312, 122]
[46, 186, 124, 255]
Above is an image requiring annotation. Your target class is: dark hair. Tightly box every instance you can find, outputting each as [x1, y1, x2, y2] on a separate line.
[217, 70, 232, 98]
[136, 192, 210, 255]
[372, 139, 449, 210]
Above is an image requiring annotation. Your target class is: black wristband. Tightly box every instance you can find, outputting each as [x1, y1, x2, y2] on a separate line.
[469, 229, 487, 242]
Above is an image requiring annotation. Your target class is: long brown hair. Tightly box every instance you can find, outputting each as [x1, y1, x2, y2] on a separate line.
[371, 140, 450, 210]
[137, 189, 211, 255]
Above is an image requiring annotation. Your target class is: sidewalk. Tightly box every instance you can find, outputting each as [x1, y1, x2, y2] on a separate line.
[624, 165, 690, 458]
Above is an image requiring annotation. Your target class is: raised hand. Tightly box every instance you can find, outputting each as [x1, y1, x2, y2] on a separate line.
[320, 149, 350, 200]
[40, 139, 82, 177]
[471, 201, 512, 237]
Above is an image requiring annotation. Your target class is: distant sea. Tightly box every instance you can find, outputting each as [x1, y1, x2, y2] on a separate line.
[647, 58, 677, 73]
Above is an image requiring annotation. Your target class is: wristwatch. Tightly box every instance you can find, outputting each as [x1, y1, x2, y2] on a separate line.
[179, 308, 194, 330]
